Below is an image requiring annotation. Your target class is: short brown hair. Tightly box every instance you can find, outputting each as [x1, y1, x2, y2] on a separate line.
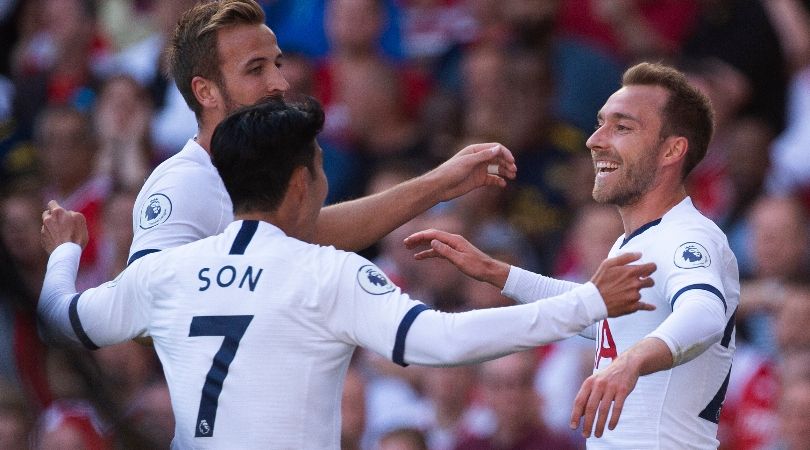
[166, 0, 265, 119]
[622, 62, 715, 179]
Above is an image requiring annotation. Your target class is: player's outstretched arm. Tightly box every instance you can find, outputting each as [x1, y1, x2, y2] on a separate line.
[314, 143, 516, 251]
[404, 228, 511, 289]
[404, 231, 657, 314]
[400, 255, 656, 366]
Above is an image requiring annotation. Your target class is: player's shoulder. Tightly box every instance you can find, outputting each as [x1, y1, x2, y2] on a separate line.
[645, 200, 732, 271]
[143, 140, 217, 186]
[278, 237, 391, 293]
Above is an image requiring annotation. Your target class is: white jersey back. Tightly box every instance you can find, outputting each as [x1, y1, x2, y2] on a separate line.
[129, 139, 232, 264]
[77, 221, 425, 449]
[589, 198, 739, 449]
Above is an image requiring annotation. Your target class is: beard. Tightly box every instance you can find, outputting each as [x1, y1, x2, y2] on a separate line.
[592, 143, 660, 207]
[221, 85, 284, 115]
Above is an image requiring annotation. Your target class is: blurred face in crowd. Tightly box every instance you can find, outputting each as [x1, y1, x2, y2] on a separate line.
[326, 0, 384, 52]
[1, 193, 46, 271]
[749, 196, 808, 279]
[778, 379, 810, 450]
[775, 286, 810, 352]
[36, 109, 96, 194]
[480, 351, 540, 428]
[212, 23, 289, 119]
[587, 85, 669, 207]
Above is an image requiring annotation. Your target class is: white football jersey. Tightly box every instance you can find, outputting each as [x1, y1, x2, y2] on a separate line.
[589, 197, 739, 449]
[51, 220, 609, 449]
[129, 139, 233, 264]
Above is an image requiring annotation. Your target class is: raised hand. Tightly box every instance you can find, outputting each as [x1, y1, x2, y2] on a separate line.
[403, 228, 510, 289]
[590, 252, 656, 317]
[41, 200, 89, 254]
[429, 143, 517, 202]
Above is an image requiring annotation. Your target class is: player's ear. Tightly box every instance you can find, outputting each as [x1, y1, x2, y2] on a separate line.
[662, 136, 688, 167]
[191, 76, 220, 110]
[288, 166, 309, 203]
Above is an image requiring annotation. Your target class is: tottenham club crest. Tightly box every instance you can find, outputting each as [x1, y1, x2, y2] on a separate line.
[357, 265, 395, 295]
[138, 193, 172, 229]
[674, 242, 711, 269]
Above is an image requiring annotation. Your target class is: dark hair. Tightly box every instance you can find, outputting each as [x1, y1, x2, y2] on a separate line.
[211, 96, 325, 214]
[166, 0, 265, 119]
[622, 62, 715, 179]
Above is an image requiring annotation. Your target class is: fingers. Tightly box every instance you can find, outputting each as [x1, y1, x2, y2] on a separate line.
[428, 238, 462, 264]
[466, 143, 517, 180]
[636, 302, 656, 311]
[630, 262, 656, 278]
[581, 383, 602, 438]
[608, 393, 626, 431]
[603, 252, 642, 267]
[404, 229, 459, 250]
[570, 381, 590, 430]
[594, 387, 613, 438]
[412, 248, 439, 260]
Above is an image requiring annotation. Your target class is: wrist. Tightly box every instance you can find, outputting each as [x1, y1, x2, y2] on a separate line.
[484, 259, 510, 290]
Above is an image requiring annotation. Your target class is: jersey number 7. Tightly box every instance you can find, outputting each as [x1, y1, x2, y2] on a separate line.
[189, 315, 254, 437]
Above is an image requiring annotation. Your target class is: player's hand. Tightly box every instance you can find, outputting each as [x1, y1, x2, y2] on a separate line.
[41, 200, 89, 254]
[590, 252, 656, 317]
[428, 143, 517, 202]
[403, 228, 510, 289]
[570, 354, 640, 438]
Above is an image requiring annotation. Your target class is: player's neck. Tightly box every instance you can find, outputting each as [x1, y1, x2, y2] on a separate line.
[618, 185, 686, 236]
[235, 209, 315, 243]
[195, 128, 213, 156]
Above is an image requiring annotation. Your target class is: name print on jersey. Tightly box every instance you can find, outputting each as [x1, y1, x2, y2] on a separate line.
[198, 265, 264, 292]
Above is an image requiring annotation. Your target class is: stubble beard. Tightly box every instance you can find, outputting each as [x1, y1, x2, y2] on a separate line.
[592, 146, 660, 207]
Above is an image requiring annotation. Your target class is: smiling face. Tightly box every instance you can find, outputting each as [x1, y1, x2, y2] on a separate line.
[587, 85, 670, 207]
[214, 23, 290, 116]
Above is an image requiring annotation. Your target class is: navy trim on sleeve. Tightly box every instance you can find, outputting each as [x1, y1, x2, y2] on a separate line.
[127, 248, 161, 266]
[229, 220, 259, 255]
[392, 304, 430, 367]
[670, 283, 727, 312]
[720, 307, 736, 348]
[69, 293, 99, 350]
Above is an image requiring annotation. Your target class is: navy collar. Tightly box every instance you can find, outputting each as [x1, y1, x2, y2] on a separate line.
[619, 218, 662, 248]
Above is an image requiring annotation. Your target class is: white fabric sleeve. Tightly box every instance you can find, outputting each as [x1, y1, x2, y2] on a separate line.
[38, 243, 84, 345]
[646, 289, 727, 366]
[39, 243, 152, 349]
[403, 282, 607, 366]
[323, 252, 606, 367]
[502, 266, 581, 304]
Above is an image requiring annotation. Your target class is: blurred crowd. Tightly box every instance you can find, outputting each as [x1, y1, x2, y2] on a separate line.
[1, 0, 810, 448]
